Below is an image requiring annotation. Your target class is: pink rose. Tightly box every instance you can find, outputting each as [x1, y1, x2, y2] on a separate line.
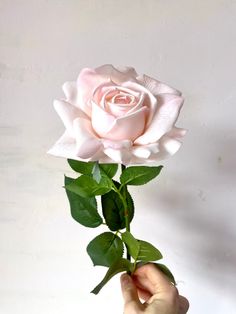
[48, 64, 186, 164]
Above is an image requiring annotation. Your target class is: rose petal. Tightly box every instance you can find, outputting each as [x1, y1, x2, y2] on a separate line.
[137, 74, 181, 96]
[96, 85, 140, 108]
[91, 101, 116, 136]
[122, 81, 158, 127]
[92, 81, 116, 105]
[104, 147, 132, 165]
[132, 147, 151, 159]
[76, 68, 109, 116]
[88, 150, 111, 162]
[102, 139, 132, 150]
[135, 94, 184, 145]
[104, 87, 141, 117]
[47, 131, 107, 162]
[105, 106, 147, 141]
[47, 131, 77, 159]
[63, 81, 93, 117]
[141, 138, 181, 164]
[158, 136, 182, 157]
[166, 126, 187, 139]
[53, 100, 89, 137]
[62, 81, 78, 105]
[126, 92, 145, 114]
[132, 142, 161, 159]
[95, 64, 138, 84]
[73, 117, 102, 159]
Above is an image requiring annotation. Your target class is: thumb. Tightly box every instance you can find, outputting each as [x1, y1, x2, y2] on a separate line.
[120, 273, 143, 313]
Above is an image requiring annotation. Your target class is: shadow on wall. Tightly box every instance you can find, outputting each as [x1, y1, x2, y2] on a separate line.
[145, 130, 236, 295]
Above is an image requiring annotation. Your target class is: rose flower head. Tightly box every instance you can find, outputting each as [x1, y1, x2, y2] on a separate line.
[48, 64, 186, 164]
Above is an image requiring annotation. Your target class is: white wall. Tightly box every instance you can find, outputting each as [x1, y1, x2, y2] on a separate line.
[1, 1, 236, 313]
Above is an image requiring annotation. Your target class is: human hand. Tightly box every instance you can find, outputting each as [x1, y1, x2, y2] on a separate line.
[120, 263, 189, 314]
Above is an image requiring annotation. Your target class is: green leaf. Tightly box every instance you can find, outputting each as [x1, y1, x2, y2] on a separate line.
[102, 190, 123, 231]
[137, 240, 163, 262]
[67, 159, 95, 174]
[120, 184, 135, 223]
[87, 232, 124, 267]
[120, 166, 163, 186]
[92, 163, 118, 183]
[91, 258, 133, 294]
[101, 182, 134, 231]
[65, 175, 112, 197]
[122, 231, 140, 260]
[122, 232, 163, 262]
[65, 176, 102, 228]
[100, 164, 118, 178]
[92, 162, 102, 183]
[67, 159, 118, 178]
[155, 263, 176, 285]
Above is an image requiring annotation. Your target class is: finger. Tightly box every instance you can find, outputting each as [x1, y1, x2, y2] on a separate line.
[132, 274, 152, 298]
[120, 274, 143, 312]
[132, 271, 155, 295]
[179, 295, 189, 313]
[134, 263, 175, 295]
[137, 287, 152, 302]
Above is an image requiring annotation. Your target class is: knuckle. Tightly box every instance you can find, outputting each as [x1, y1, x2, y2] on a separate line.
[169, 284, 179, 295]
[165, 285, 179, 305]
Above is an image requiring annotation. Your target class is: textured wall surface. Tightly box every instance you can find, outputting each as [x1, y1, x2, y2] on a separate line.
[0, 1, 236, 313]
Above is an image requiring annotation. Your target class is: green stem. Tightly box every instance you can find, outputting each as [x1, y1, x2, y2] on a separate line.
[120, 164, 131, 262]
[110, 165, 131, 263]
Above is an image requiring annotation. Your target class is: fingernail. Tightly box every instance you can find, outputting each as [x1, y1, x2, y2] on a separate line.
[121, 274, 131, 286]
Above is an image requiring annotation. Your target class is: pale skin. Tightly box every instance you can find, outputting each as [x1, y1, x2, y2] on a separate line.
[120, 263, 189, 314]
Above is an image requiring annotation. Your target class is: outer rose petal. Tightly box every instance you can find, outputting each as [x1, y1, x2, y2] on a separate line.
[145, 127, 186, 162]
[132, 143, 160, 160]
[73, 117, 102, 159]
[102, 139, 132, 164]
[62, 81, 78, 105]
[131, 128, 186, 163]
[53, 100, 89, 137]
[132, 146, 151, 159]
[47, 131, 106, 162]
[95, 64, 138, 84]
[47, 131, 77, 159]
[135, 94, 184, 145]
[104, 147, 132, 165]
[129, 140, 182, 164]
[157, 136, 182, 158]
[102, 139, 132, 150]
[137, 74, 181, 96]
[76, 68, 109, 116]
[166, 126, 187, 139]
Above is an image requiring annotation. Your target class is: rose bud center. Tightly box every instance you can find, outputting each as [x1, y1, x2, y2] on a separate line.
[106, 91, 138, 117]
